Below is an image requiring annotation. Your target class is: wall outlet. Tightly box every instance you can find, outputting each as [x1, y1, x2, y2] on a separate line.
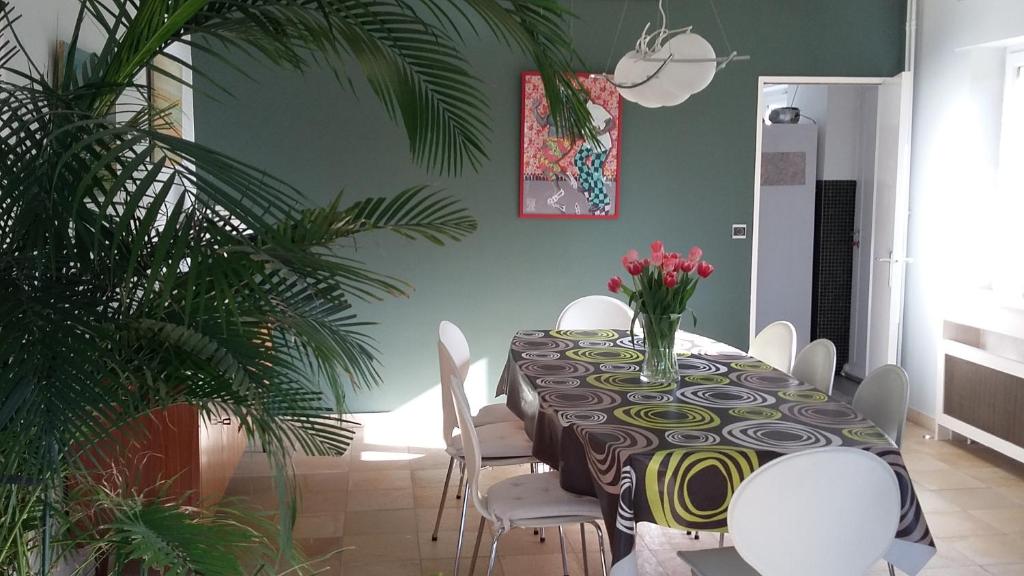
[732, 224, 748, 239]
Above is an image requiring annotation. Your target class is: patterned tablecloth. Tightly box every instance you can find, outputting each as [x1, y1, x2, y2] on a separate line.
[498, 329, 936, 576]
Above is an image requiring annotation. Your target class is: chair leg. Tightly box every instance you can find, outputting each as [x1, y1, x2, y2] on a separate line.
[453, 481, 470, 576]
[558, 526, 569, 576]
[456, 460, 466, 499]
[888, 563, 896, 576]
[468, 517, 486, 576]
[581, 523, 589, 576]
[530, 463, 540, 538]
[718, 532, 725, 548]
[589, 520, 608, 576]
[485, 527, 505, 576]
[431, 456, 455, 541]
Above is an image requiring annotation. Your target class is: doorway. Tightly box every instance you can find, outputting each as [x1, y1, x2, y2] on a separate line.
[750, 75, 913, 396]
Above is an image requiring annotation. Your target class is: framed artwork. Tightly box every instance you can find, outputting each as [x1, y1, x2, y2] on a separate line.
[148, 54, 185, 162]
[519, 72, 622, 219]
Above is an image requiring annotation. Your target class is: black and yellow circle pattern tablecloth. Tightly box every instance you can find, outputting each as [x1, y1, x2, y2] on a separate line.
[499, 329, 936, 575]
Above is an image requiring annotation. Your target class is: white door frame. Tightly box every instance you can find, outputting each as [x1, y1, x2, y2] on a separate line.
[749, 76, 890, 346]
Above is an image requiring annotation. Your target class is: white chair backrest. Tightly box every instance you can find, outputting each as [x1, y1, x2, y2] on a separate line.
[448, 369, 495, 523]
[853, 364, 910, 446]
[438, 321, 472, 448]
[728, 447, 900, 576]
[749, 320, 797, 373]
[556, 295, 633, 330]
[791, 339, 837, 394]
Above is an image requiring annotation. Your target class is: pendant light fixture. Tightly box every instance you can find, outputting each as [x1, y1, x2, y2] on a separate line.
[605, 0, 748, 108]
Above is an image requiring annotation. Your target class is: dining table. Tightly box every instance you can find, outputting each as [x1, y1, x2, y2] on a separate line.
[497, 328, 936, 576]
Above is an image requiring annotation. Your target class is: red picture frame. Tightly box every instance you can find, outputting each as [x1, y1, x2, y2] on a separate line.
[519, 71, 623, 219]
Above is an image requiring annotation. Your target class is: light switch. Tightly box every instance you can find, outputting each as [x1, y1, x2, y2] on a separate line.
[731, 224, 748, 239]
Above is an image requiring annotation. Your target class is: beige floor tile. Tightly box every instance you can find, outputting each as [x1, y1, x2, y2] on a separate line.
[952, 534, 1024, 565]
[414, 486, 466, 510]
[295, 512, 346, 538]
[299, 471, 350, 494]
[918, 567, 992, 576]
[413, 467, 455, 488]
[498, 553, 571, 575]
[961, 467, 1024, 487]
[997, 485, 1024, 506]
[418, 529, 489, 560]
[421, 556, 504, 576]
[414, 505, 483, 534]
[341, 532, 420, 566]
[925, 537, 983, 569]
[918, 489, 966, 513]
[968, 508, 1024, 535]
[345, 509, 418, 535]
[349, 469, 413, 490]
[346, 488, 415, 511]
[924, 511, 1003, 538]
[904, 453, 955, 472]
[914, 470, 989, 491]
[937, 489, 1021, 512]
[984, 564, 1024, 575]
[343, 560, 421, 576]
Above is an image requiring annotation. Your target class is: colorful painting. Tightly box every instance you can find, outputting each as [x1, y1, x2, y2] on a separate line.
[148, 54, 184, 162]
[520, 72, 622, 219]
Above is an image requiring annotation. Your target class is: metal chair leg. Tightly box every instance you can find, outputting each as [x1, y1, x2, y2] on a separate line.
[530, 463, 540, 538]
[581, 523, 589, 576]
[456, 460, 466, 499]
[589, 521, 609, 576]
[558, 526, 569, 576]
[485, 528, 504, 576]
[453, 481, 470, 576]
[431, 456, 455, 541]
[467, 517, 486, 576]
[888, 563, 897, 576]
[718, 532, 725, 548]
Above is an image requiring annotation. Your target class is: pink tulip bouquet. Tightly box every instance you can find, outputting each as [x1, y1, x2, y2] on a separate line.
[607, 241, 714, 383]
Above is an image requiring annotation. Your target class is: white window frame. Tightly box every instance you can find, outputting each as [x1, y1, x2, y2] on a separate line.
[994, 47, 1024, 302]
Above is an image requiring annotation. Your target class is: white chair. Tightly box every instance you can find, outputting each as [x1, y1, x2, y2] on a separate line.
[679, 447, 900, 576]
[556, 295, 633, 330]
[749, 321, 797, 373]
[853, 364, 910, 446]
[434, 321, 535, 562]
[791, 339, 837, 394]
[448, 369, 609, 576]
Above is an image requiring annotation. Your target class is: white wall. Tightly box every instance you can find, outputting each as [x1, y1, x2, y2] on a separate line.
[903, 0, 1024, 416]
[757, 124, 818, 349]
[4, 0, 106, 77]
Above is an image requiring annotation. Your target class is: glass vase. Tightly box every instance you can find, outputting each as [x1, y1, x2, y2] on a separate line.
[640, 313, 681, 384]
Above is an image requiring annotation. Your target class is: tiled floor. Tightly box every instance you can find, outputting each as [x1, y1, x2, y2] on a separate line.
[225, 416, 1024, 576]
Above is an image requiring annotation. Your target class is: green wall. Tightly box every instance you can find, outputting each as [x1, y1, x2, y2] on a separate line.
[194, 0, 905, 412]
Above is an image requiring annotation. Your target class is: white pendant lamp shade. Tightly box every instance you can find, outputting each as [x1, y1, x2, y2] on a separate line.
[613, 51, 672, 108]
[658, 33, 716, 105]
[612, 32, 718, 108]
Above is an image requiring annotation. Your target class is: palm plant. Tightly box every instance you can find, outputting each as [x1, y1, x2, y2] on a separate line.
[0, 0, 591, 573]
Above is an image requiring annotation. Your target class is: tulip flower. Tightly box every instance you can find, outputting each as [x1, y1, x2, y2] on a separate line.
[688, 246, 703, 262]
[663, 272, 678, 288]
[627, 261, 644, 276]
[697, 261, 715, 279]
[651, 251, 664, 266]
[650, 240, 664, 254]
[678, 259, 696, 274]
[661, 258, 676, 275]
[621, 249, 640, 269]
[607, 276, 623, 293]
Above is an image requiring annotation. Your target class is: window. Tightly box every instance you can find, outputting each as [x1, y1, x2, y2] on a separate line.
[994, 48, 1024, 301]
